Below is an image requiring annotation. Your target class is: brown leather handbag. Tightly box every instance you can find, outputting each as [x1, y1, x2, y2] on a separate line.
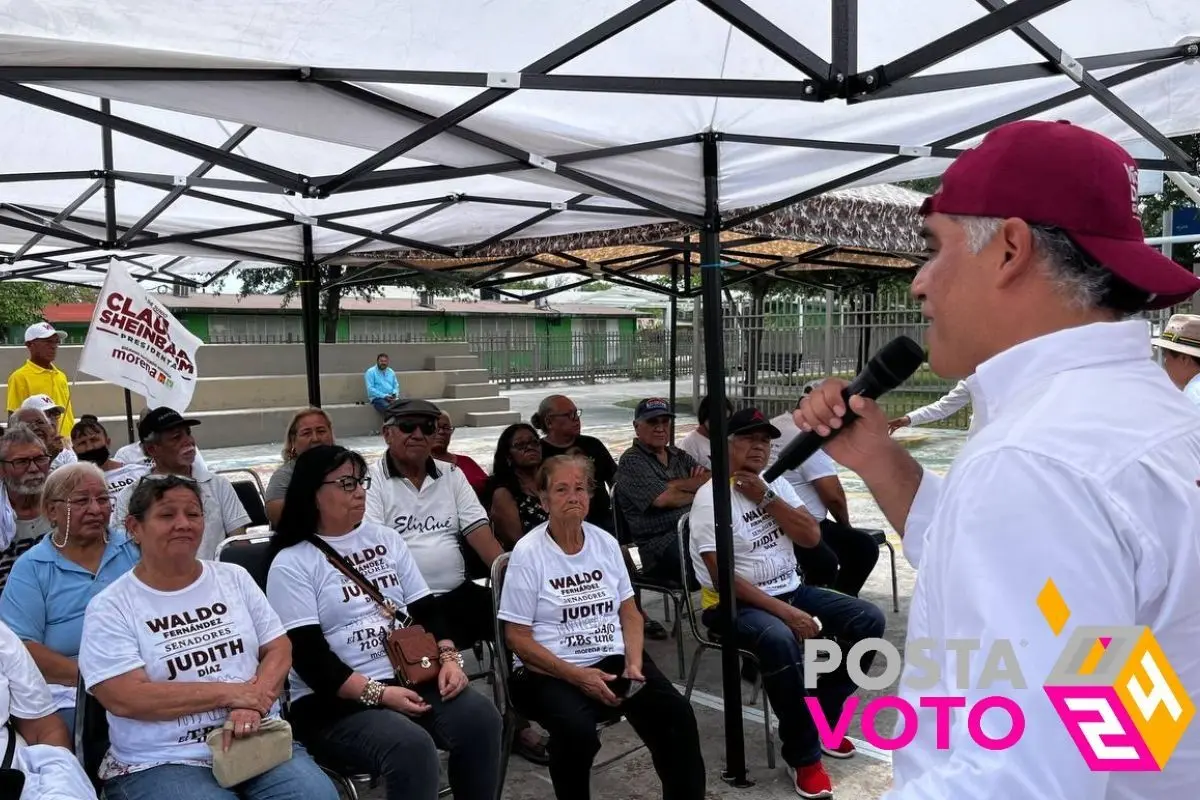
[309, 536, 442, 687]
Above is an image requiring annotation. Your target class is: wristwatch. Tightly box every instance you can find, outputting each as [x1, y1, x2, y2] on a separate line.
[758, 488, 778, 510]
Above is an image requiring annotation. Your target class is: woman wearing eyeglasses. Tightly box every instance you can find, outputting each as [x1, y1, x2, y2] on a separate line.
[484, 423, 547, 549]
[430, 412, 488, 496]
[0, 462, 138, 736]
[267, 445, 502, 800]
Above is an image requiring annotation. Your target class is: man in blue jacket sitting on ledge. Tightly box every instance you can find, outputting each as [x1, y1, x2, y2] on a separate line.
[365, 352, 400, 418]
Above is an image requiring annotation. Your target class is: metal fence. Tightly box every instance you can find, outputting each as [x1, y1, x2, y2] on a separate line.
[697, 289, 1179, 427]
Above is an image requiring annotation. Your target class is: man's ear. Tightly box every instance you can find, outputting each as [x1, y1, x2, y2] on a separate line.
[993, 218, 1039, 290]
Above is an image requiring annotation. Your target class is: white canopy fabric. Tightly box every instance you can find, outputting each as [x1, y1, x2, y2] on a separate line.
[0, 0, 1197, 282]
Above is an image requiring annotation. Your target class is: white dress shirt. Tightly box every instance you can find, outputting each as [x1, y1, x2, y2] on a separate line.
[1184, 373, 1200, 407]
[906, 380, 973, 428]
[676, 429, 711, 468]
[886, 320, 1200, 799]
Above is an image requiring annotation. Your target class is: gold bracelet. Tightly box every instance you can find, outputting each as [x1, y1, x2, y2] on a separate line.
[359, 679, 385, 707]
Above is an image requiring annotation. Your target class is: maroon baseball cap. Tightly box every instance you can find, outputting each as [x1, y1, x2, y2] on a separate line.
[921, 120, 1200, 310]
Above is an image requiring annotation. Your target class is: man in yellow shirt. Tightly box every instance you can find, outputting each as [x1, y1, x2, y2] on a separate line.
[6, 322, 75, 437]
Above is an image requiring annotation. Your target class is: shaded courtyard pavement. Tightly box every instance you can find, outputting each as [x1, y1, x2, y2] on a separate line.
[203, 380, 966, 799]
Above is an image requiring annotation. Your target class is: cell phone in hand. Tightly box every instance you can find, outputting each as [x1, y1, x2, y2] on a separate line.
[619, 678, 645, 701]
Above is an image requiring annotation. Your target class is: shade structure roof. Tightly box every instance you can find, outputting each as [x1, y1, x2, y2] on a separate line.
[0, 0, 1197, 287]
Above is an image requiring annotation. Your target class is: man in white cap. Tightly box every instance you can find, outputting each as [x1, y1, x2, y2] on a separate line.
[13, 398, 76, 471]
[797, 120, 1200, 799]
[5, 322, 74, 438]
[1151, 313, 1200, 405]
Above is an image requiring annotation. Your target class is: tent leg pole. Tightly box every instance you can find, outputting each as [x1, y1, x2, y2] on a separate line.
[300, 225, 322, 407]
[668, 261, 679, 443]
[701, 132, 751, 788]
[123, 389, 136, 445]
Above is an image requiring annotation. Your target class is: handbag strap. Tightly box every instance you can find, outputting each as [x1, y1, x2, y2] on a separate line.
[2, 720, 16, 770]
[307, 535, 412, 627]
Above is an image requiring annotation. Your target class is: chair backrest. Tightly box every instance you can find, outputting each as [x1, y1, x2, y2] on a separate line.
[216, 533, 274, 592]
[216, 468, 265, 497]
[73, 675, 109, 793]
[676, 513, 716, 646]
[609, 484, 633, 547]
[489, 552, 513, 714]
[230, 479, 270, 529]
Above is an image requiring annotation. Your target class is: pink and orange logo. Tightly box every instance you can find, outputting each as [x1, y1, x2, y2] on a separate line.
[1039, 578, 1194, 770]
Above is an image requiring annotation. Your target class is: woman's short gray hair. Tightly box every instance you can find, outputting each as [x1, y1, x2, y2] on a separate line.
[41, 462, 106, 517]
[950, 215, 1144, 314]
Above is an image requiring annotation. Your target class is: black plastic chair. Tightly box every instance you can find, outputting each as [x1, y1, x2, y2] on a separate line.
[215, 469, 271, 530]
[864, 529, 901, 613]
[610, 485, 686, 679]
[73, 675, 109, 794]
[490, 553, 645, 800]
[677, 513, 776, 769]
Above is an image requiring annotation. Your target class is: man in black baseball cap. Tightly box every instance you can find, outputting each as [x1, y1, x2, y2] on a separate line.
[689, 405, 885, 797]
[111, 407, 250, 559]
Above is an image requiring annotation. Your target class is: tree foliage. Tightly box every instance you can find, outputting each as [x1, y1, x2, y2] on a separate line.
[0, 282, 96, 330]
[1138, 134, 1200, 267]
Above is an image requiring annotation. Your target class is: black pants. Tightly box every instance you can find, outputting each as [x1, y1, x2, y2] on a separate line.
[434, 579, 494, 650]
[509, 653, 706, 800]
[794, 519, 880, 597]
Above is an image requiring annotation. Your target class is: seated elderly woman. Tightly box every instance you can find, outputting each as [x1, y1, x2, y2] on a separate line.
[78, 474, 338, 800]
[263, 408, 335, 528]
[0, 462, 139, 737]
[484, 423, 548, 549]
[499, 455, 706, 800]
[266, 445, 502, 800]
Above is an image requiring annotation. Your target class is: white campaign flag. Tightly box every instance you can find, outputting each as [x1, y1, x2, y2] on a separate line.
[78, 263, 203, 412]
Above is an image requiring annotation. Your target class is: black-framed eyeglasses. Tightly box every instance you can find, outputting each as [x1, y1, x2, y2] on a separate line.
[0, 455, 51, 471]
[510, 439, 541, 452]
[435, 423, 454, 434]
[389, 419, 437, 435]
[323, 475, 372, 492]
[548, 410, 581, 422]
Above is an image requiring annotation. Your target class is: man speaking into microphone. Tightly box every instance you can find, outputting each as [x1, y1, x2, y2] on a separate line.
[797, 120, 1200, 799]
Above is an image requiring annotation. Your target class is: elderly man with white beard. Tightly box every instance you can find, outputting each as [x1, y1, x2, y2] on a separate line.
[0, 426, 53, 595]
[110, 407, 249, 560]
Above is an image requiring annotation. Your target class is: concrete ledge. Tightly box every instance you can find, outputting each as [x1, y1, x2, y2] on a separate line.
[19, 371, 456, 417]
[445, 383, 499, 399]
[0, 341, 473, 378]
[425, 355, 480, 371]
[464, 410, 522, 427]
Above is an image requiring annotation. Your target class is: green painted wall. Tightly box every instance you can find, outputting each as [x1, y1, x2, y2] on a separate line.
[542, 316, 573, 370]
[426, 316, 465, 340]
[178, 313, 210, 342]
[337, 316, 351, 342]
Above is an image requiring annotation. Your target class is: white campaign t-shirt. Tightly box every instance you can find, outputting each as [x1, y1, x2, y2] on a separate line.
[0, 619, 56, 758]
[111, 467, 250, 560]
[769, 412, 839, 520]
[689, 475, 805, 608]
[266, 522, 432, 702]
[78, 562, 285, 772]
[498, 522, 635, 668]
[364, 457, 490, 593]
[105, 462, 150, 501]
[676, 430, 712, 469]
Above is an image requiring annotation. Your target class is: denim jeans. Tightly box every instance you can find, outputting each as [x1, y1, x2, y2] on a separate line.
[370, 397, 392, 416]
[103, 744, 338, 800]
[704, 585, 886, 768]
[510, 653, 705, 800]
[299, 684, 501, 800]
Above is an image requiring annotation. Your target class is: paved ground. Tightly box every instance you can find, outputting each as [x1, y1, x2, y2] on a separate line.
[201, 379, 967, 800]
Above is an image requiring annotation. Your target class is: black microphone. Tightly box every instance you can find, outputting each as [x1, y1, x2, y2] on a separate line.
[763, 335, 926, 482]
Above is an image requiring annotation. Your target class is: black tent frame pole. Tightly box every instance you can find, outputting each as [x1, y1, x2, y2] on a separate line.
[668, 260, 679, 444]
[700, 131, 749, 787]
[300, 225, 322, 407]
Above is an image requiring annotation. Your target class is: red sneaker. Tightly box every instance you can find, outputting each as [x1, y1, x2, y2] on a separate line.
[787, 762, 834, 799]
[822, 737, 857, 759]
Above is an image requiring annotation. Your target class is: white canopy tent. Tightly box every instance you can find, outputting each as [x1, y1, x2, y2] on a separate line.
[2, 3, 1199, 777]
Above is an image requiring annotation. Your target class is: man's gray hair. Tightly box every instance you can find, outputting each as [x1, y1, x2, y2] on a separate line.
[0, 424, 47, 460]
[8, 408, 48, 428]
[951, 215, 1120, 313]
